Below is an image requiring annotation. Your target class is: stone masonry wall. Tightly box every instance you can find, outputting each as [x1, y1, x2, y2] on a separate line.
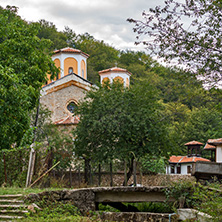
[40, 84, 86, 122]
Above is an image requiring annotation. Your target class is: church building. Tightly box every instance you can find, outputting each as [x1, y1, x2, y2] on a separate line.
[40, 47, 131, 129]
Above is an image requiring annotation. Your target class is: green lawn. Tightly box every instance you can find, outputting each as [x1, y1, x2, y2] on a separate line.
[0, 187, 68, 195]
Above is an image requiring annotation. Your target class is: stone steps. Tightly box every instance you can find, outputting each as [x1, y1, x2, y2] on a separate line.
[0, 200, 24, 204]
[0, 204, 27, 208]
[0, 195, 23, 198]
[0, 215, 23, 219]
[0, 210, 28, 214]
[0, 194, 27, 221]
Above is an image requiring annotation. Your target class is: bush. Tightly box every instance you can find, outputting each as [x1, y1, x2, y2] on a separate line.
[165, 180, 222, 221]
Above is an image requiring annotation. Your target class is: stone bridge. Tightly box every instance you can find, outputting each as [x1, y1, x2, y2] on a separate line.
[26, 186, 175, 213]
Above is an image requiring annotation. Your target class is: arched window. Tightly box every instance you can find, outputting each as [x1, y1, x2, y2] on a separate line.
[67, 101, 77, 114]
[114, 76, 124, 84]
[102, 77, 110, 85]
[68, 67, 73, 74]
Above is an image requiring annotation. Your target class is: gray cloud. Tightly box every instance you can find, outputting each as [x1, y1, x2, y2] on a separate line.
[1, 0, 166, 51]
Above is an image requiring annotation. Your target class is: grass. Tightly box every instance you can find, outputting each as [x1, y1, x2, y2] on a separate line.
[0, 187, 70, 195]
[0, 187, 101, 221]
[18, 201, 101, 222]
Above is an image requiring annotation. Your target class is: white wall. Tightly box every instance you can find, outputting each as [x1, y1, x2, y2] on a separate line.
[100, 72, 130, 87]
[52, 53, 88, 79]
[166, 163, 192, 175]
[216, 145, 222, 163]
[181, 164, 192, 175]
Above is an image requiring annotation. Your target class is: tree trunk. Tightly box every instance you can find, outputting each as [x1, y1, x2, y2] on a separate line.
[3, 153, 7, 184]
[26, 98, 40, 188]
[84, 158, 90, 185]
[46, 148, 53, 187]
[110, 162, 113, 187]
[98, 164, 101, 186]
[69, 166, 72, 188]
[122, 157, 134, 186]
[133, 159, 137, 186]
[78, 166, 81, 187]
[124, 160, 127, 186]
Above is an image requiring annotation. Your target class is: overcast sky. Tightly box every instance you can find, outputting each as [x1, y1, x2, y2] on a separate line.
[1, 0, 165, 51]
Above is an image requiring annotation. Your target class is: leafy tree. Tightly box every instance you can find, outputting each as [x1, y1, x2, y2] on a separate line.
[141, 154, 166, 174]
[73, 80, 170, 183]
[37, 19, 68, 51]
[30, 106, 74, 173]
[128, 0, 222, 85]
[184, 107, 222, 144]
[0, 66, 32, 150]
[0, 6, 57, 150]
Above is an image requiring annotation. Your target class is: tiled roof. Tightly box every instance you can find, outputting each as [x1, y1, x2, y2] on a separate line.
[184, 140, 204, 146]
[204, 143, 216, 150]
[54, 115, 80, 125]
[169, 155, 210, 163]
[99, 67, 132, 76]
[207, 138, 222, 145]
[53, 47, 89, 58]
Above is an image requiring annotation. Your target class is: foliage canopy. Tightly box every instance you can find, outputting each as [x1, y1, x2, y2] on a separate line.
[0, 6, 57, 150]
[128, 0, 222, 86]
[74, 81, 170, 163]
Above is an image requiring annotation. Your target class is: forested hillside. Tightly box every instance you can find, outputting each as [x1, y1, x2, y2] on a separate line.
[35, 19, 222, 157]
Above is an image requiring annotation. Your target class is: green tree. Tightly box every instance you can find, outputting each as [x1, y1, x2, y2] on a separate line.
[0, 66, 31, 150]
[0, 6, 57, 150]
[128, 0, 222, 85]
[184, 107, 222, 143]
[73, 80, 170, 183]
[37, 19, 68, 51]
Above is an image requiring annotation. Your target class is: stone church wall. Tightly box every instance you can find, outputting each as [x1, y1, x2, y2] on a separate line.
[40, 84, 87, 123]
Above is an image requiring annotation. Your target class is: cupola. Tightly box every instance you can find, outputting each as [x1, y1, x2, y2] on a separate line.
[184, 140, 204, 157]
[46, 47, 89, 84]
[98, 67, 131, 87]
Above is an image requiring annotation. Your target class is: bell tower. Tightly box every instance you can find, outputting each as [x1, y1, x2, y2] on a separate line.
[99, 67, 131, 87]
[46, 47, 89, 84]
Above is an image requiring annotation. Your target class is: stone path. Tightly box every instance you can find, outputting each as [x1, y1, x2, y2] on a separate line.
[0, 194, 27, 221]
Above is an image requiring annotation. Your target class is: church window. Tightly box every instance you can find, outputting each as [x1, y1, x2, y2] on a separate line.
[67, 102, 77, 114]
[82, 69, 84, 78]
[102, 77, 110, 85]
[68, 67, 73, 74]
[114, 76, 124, 84]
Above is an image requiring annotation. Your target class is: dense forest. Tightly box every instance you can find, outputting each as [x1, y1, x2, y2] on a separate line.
[35, 19, 222, 158]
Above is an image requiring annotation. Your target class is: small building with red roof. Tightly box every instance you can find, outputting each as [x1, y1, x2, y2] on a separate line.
[166, 141, 210, 175]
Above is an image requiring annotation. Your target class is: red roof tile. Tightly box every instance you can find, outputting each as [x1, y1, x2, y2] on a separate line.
[204, 143, 216, 150]
[207, 138, 222, 145]
[184, 140, 204, 146]
[54, 115, 80, 125]
[99, 67, 132, 76]
[169, 155, 210, 163]
[53, 47, 89, 58]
